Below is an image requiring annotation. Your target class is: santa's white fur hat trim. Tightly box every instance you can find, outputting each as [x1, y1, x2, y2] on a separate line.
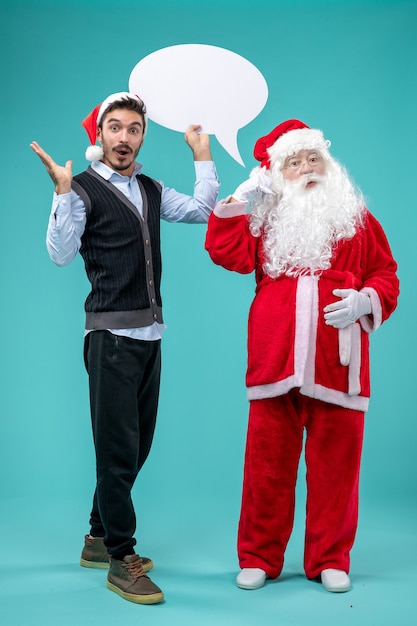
[268, 128, 331, 170]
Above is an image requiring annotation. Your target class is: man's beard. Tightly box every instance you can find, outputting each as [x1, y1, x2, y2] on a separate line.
[249, 159, 365, 278]
[101, 140, 140, 173]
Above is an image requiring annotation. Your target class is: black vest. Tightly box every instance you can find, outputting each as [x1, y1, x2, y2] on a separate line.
[72, 167, 163, 329]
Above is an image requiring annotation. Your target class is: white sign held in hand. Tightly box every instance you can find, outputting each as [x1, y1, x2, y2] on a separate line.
[129, 44, 268, 166]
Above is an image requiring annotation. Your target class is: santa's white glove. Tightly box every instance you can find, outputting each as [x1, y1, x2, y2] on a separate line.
[324, 288, 372, 329]
[232, 167, 273, 202]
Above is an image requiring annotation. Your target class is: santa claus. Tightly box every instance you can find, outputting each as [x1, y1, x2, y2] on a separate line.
[205, 119, 399, 593]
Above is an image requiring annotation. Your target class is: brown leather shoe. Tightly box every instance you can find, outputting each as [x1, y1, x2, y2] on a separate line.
[80, 536, 153, 573]
[107, 554, 164, 604]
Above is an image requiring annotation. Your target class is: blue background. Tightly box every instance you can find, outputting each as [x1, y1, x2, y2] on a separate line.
[1, 0, 416, 624]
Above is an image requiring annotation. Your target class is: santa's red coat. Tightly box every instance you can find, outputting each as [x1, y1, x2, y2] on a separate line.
[205, 202, 399, 412]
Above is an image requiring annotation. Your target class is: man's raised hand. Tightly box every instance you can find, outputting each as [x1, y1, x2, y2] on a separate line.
[30, 141, 73, 195]
[184, 125, 212, 162]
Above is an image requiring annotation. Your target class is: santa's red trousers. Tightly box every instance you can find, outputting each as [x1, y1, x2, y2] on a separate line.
[237, 389, 365, 580]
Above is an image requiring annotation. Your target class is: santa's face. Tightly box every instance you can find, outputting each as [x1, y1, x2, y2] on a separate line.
[282, 149, 326, 187]
[250, 150, 363, 278]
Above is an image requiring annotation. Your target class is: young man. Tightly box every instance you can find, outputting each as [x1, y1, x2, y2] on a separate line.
[31, 92, 219, 604]
[205, 119, 399, 593]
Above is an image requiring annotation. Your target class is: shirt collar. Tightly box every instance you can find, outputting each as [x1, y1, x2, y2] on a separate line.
[91, 160, 143, 181]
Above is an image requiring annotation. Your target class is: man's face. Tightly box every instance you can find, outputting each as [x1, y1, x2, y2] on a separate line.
[97, 108, 145, 177]
[281, 149, 326, 187]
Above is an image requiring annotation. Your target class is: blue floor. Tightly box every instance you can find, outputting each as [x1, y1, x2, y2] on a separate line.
[1, 494, 416, 626]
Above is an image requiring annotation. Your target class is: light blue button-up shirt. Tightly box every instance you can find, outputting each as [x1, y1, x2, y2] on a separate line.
[47, 159, 219, 340]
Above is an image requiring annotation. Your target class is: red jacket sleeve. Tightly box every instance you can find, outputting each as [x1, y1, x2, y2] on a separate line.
[205, 206, 258, 275]
[361, 211, 399, 325]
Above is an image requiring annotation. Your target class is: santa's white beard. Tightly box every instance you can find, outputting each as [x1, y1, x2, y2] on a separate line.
[249, 160, 365, 278]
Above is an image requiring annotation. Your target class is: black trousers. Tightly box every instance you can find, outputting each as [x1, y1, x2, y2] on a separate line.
[83, 330, 161, 559]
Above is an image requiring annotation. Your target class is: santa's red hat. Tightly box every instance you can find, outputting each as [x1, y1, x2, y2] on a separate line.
[254, 119, 331, 170]
[81, 92, 147, 161]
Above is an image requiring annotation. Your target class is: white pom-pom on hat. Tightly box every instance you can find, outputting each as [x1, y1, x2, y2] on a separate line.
[85, 145, 104, 161]
[81, 92, 147, 161]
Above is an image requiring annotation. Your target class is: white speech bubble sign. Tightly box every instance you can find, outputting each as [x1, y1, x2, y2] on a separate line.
[129, 44, 268, 166]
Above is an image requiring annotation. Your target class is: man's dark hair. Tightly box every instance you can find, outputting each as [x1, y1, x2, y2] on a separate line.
[100, 97, 147, 133]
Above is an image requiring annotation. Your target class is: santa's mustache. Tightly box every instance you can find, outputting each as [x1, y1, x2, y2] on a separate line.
[284, 173, 327, 191]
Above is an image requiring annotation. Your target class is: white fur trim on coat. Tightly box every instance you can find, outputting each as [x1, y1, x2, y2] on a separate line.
[247, 275, 370, 412]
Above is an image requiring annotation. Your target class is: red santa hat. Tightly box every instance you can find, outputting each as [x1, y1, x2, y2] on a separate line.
[81, 92, 148, 161]
[254, 119, 331, 170]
